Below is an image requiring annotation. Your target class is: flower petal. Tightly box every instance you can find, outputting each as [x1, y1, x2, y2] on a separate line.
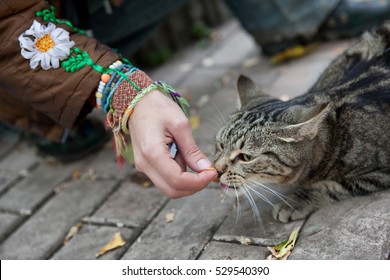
[28, 20, 42, 36]
[54, 43, 73, 56]
[29, 53, 42, 69]
[18, 35, 35, 50]
[51, 56, 60, 69]
[21, 49, 35, 59]
[41, 53, 51, 70]
[46, 22, 56, 34]
[51, 27, 68, 40]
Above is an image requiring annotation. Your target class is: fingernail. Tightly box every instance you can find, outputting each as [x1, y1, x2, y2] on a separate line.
[197, 158, 211, 169]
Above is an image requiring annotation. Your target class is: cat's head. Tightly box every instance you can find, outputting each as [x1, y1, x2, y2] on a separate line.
[214, 75, 330, 195]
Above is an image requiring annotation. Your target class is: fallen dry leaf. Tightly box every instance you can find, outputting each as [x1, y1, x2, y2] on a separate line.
[189, 115, 200, 130]
[142, 181, 152, 188]
[63, 223, 82, 245]
[71, 169, 83, 180]
[96, 232, 126, 257]
[54, 182, 72, 193]
[165, 211, 175, 223]
[242, 56, 261, 68]
[270, 44, 318, 64]
[238, 236, 252, 245]
[267, 227, 300, 260]
[196, 94, 210, 108]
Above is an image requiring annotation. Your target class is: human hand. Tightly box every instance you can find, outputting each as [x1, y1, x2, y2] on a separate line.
[128, 90, 217, 198]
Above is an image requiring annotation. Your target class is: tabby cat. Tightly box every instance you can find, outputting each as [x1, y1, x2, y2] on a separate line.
[214, 22, 390, 223]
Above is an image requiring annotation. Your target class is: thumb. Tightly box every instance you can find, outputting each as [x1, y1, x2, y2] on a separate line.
[170, 122, 213, 172]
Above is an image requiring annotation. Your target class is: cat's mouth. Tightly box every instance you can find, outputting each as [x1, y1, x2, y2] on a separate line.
[221, 183, 238, 190]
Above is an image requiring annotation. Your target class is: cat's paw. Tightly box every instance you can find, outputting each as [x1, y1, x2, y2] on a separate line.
[272, 202, 312, 223]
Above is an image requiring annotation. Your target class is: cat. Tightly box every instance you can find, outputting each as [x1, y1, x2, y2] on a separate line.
[213, 22, 390, 223]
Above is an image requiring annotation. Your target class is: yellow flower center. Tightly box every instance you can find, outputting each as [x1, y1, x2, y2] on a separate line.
[35, 34, 54, 52]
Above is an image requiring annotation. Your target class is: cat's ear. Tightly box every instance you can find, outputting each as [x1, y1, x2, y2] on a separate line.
[237, 75, 269, 108]
[278, 104, 331, 143]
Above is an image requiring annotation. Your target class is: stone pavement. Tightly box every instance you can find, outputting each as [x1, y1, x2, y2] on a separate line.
[1, 19, 389, 260]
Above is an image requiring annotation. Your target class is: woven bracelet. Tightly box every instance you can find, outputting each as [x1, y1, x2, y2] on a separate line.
[107, 78, 189, 166]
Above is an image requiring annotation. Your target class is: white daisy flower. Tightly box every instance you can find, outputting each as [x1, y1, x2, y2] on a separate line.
[18, 20, 75, 70]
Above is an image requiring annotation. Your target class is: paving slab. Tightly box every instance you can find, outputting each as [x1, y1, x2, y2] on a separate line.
[148, 20, 240, 86]
[84, 179, 168, 228]
[0, 179, 118, 259]
[0, 160, 86, 214]
[121, 189, 234, 260]
[82, 145, 131, 180]
[267, 41, 349, 100]
[52, 225, 137, 260]
[198, 241, 269, 260]
[0, 212, 23, 243]
[238, 57, 279, 89]
[290, 190, 390, 260]
[0, 144, 39, 195]
[208, 30, 257, 67]
[194, 87, 238, 158]
[178, 67, 231, 102]
[214, 205, 304, 247]
[0, 129, 20, 160]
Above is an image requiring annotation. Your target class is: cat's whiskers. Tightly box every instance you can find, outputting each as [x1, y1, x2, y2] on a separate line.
[212, 102, 226, 127]
[204, 111, 225, 129]
[232, 182, 242, 223]
[244, 183, 275, 207]
[240, 183, 262, 222]
[203, 121, 223, 134]
[248, 179, 295, 209]
[221, 183, 229, 203]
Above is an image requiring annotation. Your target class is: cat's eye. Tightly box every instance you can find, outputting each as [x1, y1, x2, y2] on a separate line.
[242, 154, 253, 162]
[233, 153, 254, 163]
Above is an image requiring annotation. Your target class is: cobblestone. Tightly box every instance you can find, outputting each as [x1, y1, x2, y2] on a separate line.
[121, 189, 233, 260]
[52, 225, 137, 260]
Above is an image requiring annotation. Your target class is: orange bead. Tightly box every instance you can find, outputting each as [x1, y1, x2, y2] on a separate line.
[101, 73, 110, 83]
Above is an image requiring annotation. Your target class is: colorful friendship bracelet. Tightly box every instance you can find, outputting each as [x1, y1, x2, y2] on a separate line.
[103, 66, 137, 112]
[95, 60, 122, 108]
[95, 61, 138, 110]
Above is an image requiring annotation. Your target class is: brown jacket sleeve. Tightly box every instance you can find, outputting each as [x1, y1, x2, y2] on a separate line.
[0, 0, 121, 128]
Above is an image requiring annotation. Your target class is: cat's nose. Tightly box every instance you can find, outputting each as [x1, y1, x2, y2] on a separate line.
[214, 161, 226, 177]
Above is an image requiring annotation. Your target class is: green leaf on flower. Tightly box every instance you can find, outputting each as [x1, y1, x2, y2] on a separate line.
[61, 54, 88, 72]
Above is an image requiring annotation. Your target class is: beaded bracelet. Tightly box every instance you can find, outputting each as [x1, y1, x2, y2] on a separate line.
[95, 60, 123, 109]
[103, 66, 137, 112]
[95, 60, 137, 110]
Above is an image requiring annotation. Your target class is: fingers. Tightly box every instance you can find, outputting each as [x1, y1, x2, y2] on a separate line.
[168, 118, 213, 173]
[127, 90, 218, 198]
[137, 148, 216, 198]
[174, 152, 186, 172]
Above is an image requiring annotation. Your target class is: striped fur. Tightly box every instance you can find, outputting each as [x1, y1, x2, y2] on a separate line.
[214, 22, 390, 223]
